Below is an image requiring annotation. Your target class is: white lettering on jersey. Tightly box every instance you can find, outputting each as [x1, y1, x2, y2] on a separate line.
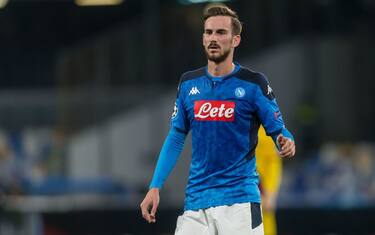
[189, 87, 200, 96]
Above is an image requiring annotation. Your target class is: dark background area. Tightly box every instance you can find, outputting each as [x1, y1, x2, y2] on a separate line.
[0, 0, 375, 234]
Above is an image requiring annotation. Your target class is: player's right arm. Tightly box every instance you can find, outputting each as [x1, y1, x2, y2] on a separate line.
[140, 78, 189, 223]
[140, 188, 160, 223]
[140, 127, 186, 223]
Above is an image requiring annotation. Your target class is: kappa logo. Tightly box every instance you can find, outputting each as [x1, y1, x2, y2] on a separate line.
[267, 85, 273, 95]
[189, 87, 200, 96]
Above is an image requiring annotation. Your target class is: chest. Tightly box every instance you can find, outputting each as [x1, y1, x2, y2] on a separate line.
[183, 78, 255, 121]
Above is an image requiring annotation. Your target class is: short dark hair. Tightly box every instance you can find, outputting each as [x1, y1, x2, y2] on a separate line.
[203, 4, 242, 35]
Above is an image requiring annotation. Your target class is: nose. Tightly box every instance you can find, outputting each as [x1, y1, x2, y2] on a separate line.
[208, 33, 218, 42]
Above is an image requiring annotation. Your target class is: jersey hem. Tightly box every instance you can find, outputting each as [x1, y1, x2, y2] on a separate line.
[184, 196, 261, 211]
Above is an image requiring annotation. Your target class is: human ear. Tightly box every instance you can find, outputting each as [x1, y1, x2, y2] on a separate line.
[232, 35, 241, 48]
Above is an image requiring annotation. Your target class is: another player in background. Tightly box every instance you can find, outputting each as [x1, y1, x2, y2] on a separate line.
[140, 4, 295, 235]
[256, 125, 282, 235]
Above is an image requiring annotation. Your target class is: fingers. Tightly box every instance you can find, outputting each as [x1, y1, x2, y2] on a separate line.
[280, 145, 295, 157]
[140, 201, 152, 223]
[280, 148, 294, 158]
[140, 189, 160, 223]
[148, 202, 158, 223]
[280, 143, 293, 157]
[277, 135, 286, 145]
[278, 137, 295, 158]
[150, 200, 159, 223]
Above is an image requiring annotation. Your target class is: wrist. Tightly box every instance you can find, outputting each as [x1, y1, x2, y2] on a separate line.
[149, 188, 160, 192]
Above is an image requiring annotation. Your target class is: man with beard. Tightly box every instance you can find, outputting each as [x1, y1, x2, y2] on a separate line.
[140, 4, 295, 235]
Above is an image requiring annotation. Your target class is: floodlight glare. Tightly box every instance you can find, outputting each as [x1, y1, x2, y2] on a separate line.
[178, 0, 230, 5]
[76, 0, 124, 6]
[0, 0, 8, 9]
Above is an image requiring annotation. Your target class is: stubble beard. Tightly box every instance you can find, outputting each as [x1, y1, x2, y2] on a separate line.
[205, 47, 231, 64]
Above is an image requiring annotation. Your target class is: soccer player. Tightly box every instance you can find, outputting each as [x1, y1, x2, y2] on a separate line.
[256, 125, 283, 235]
[140, 4, 295, 235]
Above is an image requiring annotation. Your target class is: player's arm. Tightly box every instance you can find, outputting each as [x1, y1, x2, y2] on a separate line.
[140, 127, 187, 223]
[254, 75, 295, 158]
[140, 78, 189, 223]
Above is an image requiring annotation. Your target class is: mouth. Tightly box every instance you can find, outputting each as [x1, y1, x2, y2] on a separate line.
[208, 45, 220, 53]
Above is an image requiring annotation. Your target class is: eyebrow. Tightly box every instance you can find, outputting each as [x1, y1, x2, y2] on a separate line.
[216, 29, 228, 33]
[204, 28, 229, 33]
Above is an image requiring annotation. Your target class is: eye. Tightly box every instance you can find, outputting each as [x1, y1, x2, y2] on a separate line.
[217, 30, 227, 35]
[205, 29, 213, 35]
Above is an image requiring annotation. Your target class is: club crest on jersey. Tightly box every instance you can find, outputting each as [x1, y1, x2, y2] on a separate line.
[189, 87, 200, 96]
[171, 102, 178, 119]
[235, 87, 245, 98]
[194, 100, 235, 121]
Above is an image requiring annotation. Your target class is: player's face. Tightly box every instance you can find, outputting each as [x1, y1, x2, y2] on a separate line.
[203, 16, 240, 63]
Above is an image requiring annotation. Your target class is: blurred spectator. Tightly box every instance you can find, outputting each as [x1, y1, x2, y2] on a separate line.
[0, 127, 126, 196]
[0, 130, 23, 195]
[351, 143, 375, 204]
[279, 142, 375, 208]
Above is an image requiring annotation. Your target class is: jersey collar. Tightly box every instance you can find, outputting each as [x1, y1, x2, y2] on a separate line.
[205, 62, 241, 82]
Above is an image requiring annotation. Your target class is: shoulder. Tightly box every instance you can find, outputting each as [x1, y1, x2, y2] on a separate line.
[235, 66, 275, 100]
[179, 67, 206, 84]
[235, 66, 269, 87]
[177, 66, 205, 96]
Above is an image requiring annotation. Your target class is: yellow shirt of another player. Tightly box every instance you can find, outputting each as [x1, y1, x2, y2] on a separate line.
[256, 125, 282, 194]
[256, 125, 282, 235]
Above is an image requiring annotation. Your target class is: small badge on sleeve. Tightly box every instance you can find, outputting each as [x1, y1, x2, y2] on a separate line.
[171, 102, 178, 119]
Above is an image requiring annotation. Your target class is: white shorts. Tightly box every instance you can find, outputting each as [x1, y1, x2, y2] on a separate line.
[174, 202, 264, 235]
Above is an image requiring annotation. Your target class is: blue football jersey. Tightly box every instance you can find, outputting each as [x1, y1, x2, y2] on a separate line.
[172, 63, 286, 211]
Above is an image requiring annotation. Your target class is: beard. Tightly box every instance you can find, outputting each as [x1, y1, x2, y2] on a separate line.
[204, 46, 231, 64]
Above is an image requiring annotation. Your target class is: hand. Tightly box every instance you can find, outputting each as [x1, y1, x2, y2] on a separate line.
[277, 134, 296, 158]
[140, 188, 160, 223]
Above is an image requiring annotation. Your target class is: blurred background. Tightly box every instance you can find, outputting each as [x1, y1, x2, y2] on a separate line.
[0, 0, 374, 234]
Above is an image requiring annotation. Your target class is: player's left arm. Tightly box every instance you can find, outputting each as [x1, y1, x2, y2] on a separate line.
[254, 75, 296, 158]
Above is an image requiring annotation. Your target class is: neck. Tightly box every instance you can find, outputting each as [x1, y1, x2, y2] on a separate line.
[207, 56, 235, 77]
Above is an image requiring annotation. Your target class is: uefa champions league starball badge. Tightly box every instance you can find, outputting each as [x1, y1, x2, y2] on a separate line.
[235, 87, 245, 98]
[171, 102, 178, 119]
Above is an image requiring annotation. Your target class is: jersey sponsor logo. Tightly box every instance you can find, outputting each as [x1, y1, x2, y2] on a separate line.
[189, 86, 200, 96]
[194, 100, 235, 121]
